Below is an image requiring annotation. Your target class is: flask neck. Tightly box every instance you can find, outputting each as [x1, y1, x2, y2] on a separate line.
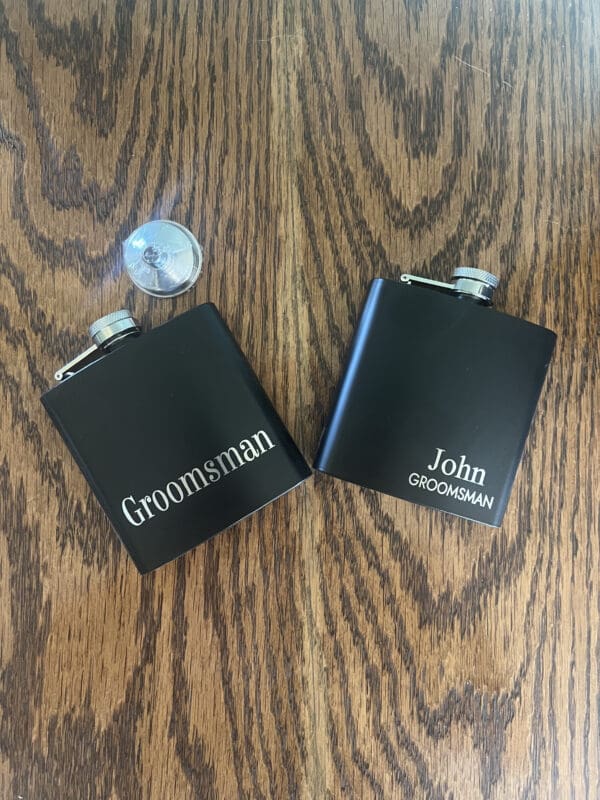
[54, 310, 141, 382]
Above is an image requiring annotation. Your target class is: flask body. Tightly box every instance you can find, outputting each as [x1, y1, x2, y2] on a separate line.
[42, 304, 311, 572]
[314, 278, 556, 526]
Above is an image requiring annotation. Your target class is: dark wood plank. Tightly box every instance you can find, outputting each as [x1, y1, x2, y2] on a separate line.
[0, 1, 598, 797]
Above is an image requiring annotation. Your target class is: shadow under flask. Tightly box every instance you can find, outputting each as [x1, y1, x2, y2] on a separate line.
[42, 307, 311, 572]
[314, 268, 556, 526]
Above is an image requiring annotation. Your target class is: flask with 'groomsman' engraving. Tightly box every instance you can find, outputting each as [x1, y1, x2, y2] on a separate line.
[42, 306, 311, 572]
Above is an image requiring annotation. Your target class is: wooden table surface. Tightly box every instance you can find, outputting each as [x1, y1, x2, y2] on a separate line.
[1, 1, 598, 798]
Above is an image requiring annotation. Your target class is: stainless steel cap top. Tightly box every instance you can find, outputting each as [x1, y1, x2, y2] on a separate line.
[89, 309, 140, 348]
[452, 266, 499, 288]
[451, 267, 499, 304]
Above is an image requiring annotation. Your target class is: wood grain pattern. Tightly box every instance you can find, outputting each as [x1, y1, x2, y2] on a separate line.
[0, 1, 598, 797]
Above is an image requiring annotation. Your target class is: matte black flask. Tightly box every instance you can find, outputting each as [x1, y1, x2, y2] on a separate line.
[314, 268, 556, 526]
[42, 306, 311, 572]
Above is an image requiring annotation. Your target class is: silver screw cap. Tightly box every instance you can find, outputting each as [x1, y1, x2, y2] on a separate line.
[89, 309, 140, 349]
[451, 266, 499, 304]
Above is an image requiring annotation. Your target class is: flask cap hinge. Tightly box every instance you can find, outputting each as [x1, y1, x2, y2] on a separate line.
[54, 310, 140, 382]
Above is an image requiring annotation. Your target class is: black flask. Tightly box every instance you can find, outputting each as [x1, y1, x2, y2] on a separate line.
[42, 306, 311, 572]
[314, 268, 556, 526]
